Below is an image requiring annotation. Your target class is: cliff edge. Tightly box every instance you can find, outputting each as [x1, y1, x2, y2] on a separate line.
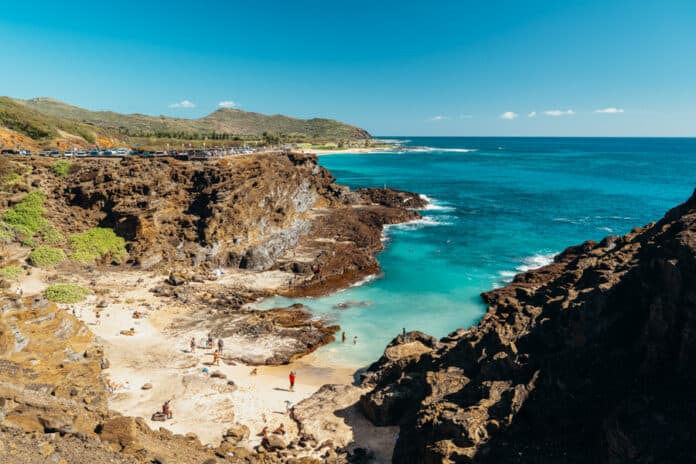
[359, 189, 696, 463]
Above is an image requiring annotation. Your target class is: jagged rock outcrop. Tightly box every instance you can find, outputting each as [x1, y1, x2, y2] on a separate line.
[9, 154, 422, 296]
[359, 189, 696, 463]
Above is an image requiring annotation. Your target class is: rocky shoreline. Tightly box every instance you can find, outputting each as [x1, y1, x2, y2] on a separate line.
[0, 152, 427, 463]
[3, 152, 692, 463]
[356, 189, 696, 463]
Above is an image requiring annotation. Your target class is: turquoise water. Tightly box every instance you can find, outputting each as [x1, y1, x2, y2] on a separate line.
[257, 137, 696, 366]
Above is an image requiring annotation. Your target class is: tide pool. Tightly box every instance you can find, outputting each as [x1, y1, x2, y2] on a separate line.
[256, 137, 696, 367]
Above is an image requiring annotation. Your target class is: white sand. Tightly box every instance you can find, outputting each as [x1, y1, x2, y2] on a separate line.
[12, 265, 394, 460]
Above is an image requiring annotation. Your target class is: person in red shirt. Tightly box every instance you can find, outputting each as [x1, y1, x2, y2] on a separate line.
[289, 371, 296, 391]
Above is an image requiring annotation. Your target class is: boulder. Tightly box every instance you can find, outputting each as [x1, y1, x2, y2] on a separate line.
[222, 423, 249, 444]
[99, 416, 140, 452]
[263, 434, 287, 450]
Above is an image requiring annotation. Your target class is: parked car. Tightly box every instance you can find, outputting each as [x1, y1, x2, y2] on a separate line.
[1, 149, 19, 155]
[49, 150, 61, 158]
[76, 151, 87, 157]
[63, 151, 75, 157]
[89, 150, 100, 157]
[102, 150, 114, 156]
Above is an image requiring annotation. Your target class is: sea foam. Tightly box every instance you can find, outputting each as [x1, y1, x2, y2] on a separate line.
[498, 253, 557, 283]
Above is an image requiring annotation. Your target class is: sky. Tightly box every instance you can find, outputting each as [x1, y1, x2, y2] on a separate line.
[2, 0, 695, 136]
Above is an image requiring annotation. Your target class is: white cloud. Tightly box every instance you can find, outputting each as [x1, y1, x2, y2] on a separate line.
[168, 100, 196, 109]
[544, 109, 574, 116]
[500, 111, 518, 120]
[595, 107, 624, 114]
[218, 100, 237, 108]
[430, 115, 449, 121]
[528, 111, 537, 118]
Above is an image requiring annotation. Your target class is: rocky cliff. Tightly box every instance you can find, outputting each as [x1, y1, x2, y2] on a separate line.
[2, 153, 422, 294]
[359, 189, 696, 463]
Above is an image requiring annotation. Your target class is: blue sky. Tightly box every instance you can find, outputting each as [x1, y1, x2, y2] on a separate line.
[2, 1, 695, 136]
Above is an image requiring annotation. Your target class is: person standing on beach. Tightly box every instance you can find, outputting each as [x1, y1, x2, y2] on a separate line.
[342, 332, 346, 343]
[353, 336, 358, 345]
[212, 350, 220, 366]
[289, 370, 296, 391]
[190, 337, 196, 353]
[217, 338, 224, 354]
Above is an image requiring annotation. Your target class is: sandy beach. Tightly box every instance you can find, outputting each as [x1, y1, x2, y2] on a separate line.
[300, 147, 392, 156]
[9, 259, 399, 460]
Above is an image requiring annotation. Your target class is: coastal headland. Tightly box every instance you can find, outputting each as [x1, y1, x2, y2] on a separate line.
[1, 151, 694, 463]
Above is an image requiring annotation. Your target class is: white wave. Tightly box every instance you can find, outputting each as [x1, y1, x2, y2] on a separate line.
[495, 252, 556, 285]
[349, 273, 380, 288]
[405, 146, 477, 153]
[400, 216, 452, 229]
[598, 226, 613, 233]
[515, 253, 556, 273]
[498, 270, 518, 283]
[418, 194, 456, 211]
[382, 216, 450, 240]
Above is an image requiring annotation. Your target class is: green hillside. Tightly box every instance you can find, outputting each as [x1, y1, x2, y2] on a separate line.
[19, 97, 371, 139]
[0, 97, 126, 146]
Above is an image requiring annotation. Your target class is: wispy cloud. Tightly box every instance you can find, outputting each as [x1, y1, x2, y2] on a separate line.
[500, 111, 518, 120]
[594, 107, 624, 114]
[544, 109, 574, 116]
[218, 100, 237, 108]
[430, 115, 449, 121]
[168, 100, 196, 109]
[528, 111, 537, 118]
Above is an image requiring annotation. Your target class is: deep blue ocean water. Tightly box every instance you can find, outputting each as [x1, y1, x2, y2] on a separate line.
[257, 137, 696, 366]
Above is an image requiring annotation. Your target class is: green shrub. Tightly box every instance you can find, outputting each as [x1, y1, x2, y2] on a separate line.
[51, 160, 72, 178]
[28, 246, 66, 267]
[44, 284, 91, 303]
[68, 228, 127, 264]
[0, 265, 22, 280]
[2, 190, 49, 241]
[1, 172, 23, 187]
[41, 224, 64, 245]
[0, 222, 15, 241]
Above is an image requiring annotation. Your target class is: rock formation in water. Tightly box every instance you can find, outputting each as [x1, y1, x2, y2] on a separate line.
[359, 189, 696, 463]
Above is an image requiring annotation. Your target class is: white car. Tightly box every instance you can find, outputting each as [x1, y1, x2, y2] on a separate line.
[63, 151, 75, 157]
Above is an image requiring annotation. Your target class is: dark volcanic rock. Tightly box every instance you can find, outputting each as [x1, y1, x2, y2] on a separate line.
[359, 189, 696, 463]
[356, 188, 428, 209]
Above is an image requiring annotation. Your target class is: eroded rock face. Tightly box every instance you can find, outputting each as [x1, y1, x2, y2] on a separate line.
[17, 155, 422, 296]
[360, 189, 696, 463]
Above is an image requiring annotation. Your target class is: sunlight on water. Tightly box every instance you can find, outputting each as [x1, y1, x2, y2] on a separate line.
[254, 137, 696, 367]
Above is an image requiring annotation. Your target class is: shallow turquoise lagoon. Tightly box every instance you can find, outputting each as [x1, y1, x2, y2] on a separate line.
[256, 137, 696, 366]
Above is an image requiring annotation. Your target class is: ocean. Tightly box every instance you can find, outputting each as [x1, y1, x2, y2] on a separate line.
[255, 137, 696, 367]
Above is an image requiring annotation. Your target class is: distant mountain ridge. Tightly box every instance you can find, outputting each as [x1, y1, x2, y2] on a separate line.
[0, 96, 370, 150]
[20, 97, 371, 139]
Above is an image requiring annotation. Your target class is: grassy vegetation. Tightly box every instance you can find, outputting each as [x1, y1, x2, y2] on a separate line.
[0, 159, 32, 191]
[0, 265, 23, 280]
[28, 246, 66, 267]
[68, 227, 127, 264]
[2, 190, 49, 245]
[51, 160, 72, 177]
[44, 284, 91, 303]
[0, 189, 64, 246]
[0, 96, 129, 146]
